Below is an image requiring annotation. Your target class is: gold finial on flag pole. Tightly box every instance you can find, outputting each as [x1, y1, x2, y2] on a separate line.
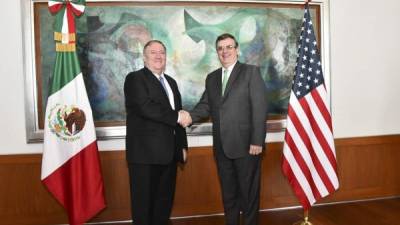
[294, 210, 313, 225]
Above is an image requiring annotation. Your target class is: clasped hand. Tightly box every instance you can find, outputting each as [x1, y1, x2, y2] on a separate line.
[178, 110, 192, 128]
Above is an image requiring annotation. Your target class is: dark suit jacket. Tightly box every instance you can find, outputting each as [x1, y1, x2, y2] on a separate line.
[124, 67, 188, 164]
[191, 62, 267, 159]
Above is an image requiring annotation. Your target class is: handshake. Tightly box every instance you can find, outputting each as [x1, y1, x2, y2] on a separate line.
[178, 110, 192, 128]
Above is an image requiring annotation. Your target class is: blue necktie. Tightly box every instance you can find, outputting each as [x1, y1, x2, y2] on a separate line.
[159, 76, 169, 99]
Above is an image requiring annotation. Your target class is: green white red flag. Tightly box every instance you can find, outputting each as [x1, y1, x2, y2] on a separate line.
[41, 1, 106, 224]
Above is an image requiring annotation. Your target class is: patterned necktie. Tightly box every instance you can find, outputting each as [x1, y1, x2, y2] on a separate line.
[222, 69, 229, 95]
[159, 76, 169, 99]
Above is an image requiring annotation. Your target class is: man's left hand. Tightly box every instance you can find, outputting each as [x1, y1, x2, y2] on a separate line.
[249, 145, 262, 155]
[182, 149, 188, 162]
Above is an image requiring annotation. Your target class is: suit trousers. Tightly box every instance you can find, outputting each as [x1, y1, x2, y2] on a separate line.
[215, 148, 261, 225]
[128, 162, 177, 225]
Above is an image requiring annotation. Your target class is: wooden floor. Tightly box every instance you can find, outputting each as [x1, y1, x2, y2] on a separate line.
[93, 198, 400, 225]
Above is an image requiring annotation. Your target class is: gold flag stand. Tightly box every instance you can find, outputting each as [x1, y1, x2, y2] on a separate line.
[294, 210, 313, 225]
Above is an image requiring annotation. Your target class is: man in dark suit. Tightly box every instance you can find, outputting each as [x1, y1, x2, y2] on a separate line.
[188, 33, 268, 225]
[124, 40, 189, 225]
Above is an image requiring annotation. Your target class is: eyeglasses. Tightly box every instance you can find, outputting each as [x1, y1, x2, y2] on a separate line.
[216, 45, 236, 52]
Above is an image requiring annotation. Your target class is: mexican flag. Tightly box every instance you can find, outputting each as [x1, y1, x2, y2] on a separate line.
[41, 1, 106, 224]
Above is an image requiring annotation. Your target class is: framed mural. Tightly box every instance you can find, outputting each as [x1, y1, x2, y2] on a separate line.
[23, 0, 331, 142]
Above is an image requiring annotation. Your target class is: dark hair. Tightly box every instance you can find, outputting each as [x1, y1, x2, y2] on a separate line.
[143, 40, 166, 54]
[215, 33, 239, 49]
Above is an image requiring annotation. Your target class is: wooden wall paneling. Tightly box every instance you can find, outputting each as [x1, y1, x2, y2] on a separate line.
[0, 155, 67, 225]
[322, 135, 400, 202]
[1, 135, 400, 224]
[90, 151, 131, 222]
[260, 142, 299, 209]
[172, 147, 223, 216]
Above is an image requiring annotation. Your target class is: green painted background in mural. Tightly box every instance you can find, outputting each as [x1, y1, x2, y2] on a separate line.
[38, 3, 317, 124]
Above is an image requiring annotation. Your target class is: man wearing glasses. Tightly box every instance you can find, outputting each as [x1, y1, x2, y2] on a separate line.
[187, 33, 268, 225]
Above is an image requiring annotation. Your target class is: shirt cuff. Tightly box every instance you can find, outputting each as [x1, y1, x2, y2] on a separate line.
[177, 111, 181, 123]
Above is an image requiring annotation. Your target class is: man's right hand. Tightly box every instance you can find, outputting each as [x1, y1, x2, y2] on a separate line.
[178, 110, 192, 128]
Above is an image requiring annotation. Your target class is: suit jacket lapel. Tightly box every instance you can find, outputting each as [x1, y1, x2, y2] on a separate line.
[222, 62, 241, 101]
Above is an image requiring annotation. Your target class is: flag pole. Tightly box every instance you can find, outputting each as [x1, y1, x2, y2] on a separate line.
[300, 3, 313, 225]
[294, 210, 313, 225]
[301, 210, 313, 225]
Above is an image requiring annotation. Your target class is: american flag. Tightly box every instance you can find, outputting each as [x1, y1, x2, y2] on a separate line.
[282, 4, 339, 210]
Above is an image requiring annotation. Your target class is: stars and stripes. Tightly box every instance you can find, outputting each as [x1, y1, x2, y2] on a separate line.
[282, 3, 339, 210]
